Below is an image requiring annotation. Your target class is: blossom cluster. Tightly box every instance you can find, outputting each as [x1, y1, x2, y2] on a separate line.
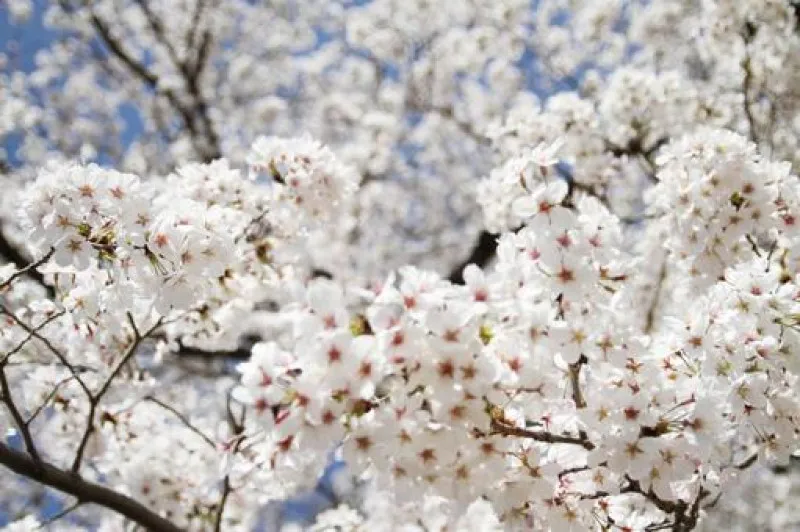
[3, 0, 800, 530]
[247, 135, 358, 230]
[0, 136, 361, 530]
[1, 124, 800, 531]
[20, 162, 235, 313]
[231, 133, 800, 530]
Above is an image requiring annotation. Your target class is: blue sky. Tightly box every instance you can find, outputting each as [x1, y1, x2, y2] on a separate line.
[1, 0, 52, 166]
[0, 1, 53, 72]
[1, 0, 145, 168]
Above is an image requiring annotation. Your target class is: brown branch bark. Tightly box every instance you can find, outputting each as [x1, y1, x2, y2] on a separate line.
[145, 396, 216, 449]
[0, 304, 92, 397]
[0, 230, 53, 296]
[72, 317, 163, 473]
[0, 441, 183, 532]
[741, 25, 759, 144]
[490, 420, 595, 450]
[0, 247, 53, 292]
[569, 356, 587, 409]
[447, 230, 498, 284]
[644, 259, 667, 334]
[85, 7, 221, 161]
[0, 365, 41, 462]
[0, 310, 65, 366]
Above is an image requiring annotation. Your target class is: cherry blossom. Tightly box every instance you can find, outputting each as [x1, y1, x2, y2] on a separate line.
[2, 1, 800, 531]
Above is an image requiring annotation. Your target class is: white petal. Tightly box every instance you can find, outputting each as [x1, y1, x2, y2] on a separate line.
[511, 196, 538, 219]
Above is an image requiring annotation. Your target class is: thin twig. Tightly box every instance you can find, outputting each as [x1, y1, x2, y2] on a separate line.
[38, 500, 83, 528]
[72, 317, 164, 473]
[0, 248, 54, 292]
[215, 386, 247, 532]
[145, 396, 216, 449]
[0, 305, 92, 397]
[644, 259, 667, 334]
[0, 233, 53, 296]
[741, 25, 759, 143]
[736, 452, 759, 470]
[0, 365, 41, 462]
[214, 476, 232, 532]
[26, 375, 77, 426]
[490, 420, 595, 450]
[569, 357, 587, 409]
[0, 310, 65, 366]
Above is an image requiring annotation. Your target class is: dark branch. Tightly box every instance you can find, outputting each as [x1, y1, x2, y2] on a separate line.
[88, 12, 158, 86]
[172, 340, 252, 362]
[86, 8, 221, 161]
[0, 247, 53, 293]
[490, 419, 595, 450]
[72, 317, 163, 473]
[741, 25, 759, 144]
[131, 0, 220, 160]
[0, 365, 41, 462]
[0, 441, 182, 532]
[0, 310, 65, 366]
[644, 259, 667, 334]
[145, 396, 216, 449]
[0, 229, 53, 296]
[447, 230, 498, 284]
[0, 304, 92, 397]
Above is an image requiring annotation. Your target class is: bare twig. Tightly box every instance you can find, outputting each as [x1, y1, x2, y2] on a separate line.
[644, 259, 667, 334]
[0, 233, 53, 296]
[84, 6, 220, 161]
[145, 395, 216, 449]
[569, 356, 587, 409]
[25, 375, 77, 426]
[72, 317, 164, 473]
[215, 387, 247, 532]
[38, 499, 83, 528]
[0, 305, 92, 397]
[736, 452, 759, 470]
[0, 365, 41, 462]
[0, 310, 65, 366]
[214, 476, 233, 532]
[0, 248, 54, 292]
[490, 420, 595, 450]
[741, 24, 759, 143]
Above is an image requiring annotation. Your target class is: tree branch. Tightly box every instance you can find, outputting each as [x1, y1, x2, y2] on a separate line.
[0, 230, 52, 296]
[172, 340, 252, 362]
[0, 364, 41, 462]
[0, 304, 92, 398]
[605, 136, 667, 179]
[85, 7, 221, 161]
[741, 26, 759, 144]
[0, 441, 183, 532]
[72, 317, 163, 473]
[447, 230, 498, 284]
[644, 259, 667, 334]
[490, 420, 595, 450]
[39, 499, 83, 528]
[132, 0, 220, 159]
[0, 310, 65, 366]
[145, 396, 216, 449]
[0, 247, 53, 292]
[568, 356, 587, 409]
